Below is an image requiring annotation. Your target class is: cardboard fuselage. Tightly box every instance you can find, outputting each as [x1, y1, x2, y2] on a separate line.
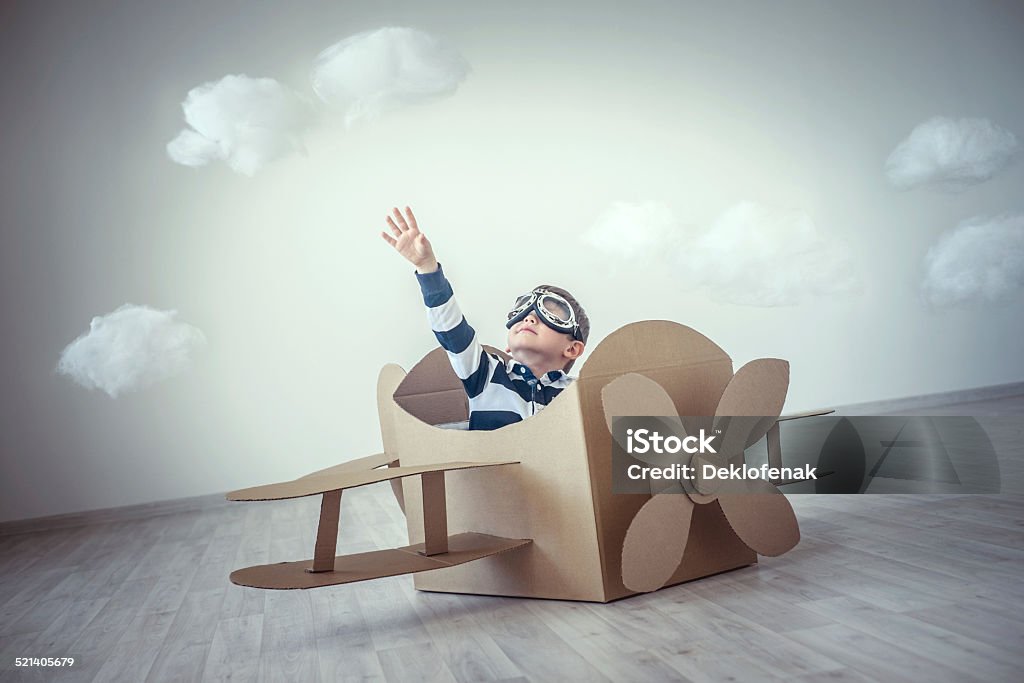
[388, 321, 760, 602]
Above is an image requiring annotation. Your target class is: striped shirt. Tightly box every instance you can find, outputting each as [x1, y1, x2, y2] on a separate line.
[416, 264, 573, 430]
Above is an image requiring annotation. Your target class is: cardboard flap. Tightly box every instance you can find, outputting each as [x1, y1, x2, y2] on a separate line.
[227, 460, 518, 501]
[393, 345, 510, 426]
[716, 478, 800, 556]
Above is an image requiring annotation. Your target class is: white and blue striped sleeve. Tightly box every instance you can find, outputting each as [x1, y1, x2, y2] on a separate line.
[415, 263, 495, 399]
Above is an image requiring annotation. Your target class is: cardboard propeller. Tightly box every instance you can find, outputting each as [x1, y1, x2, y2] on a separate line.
[602, 360, 807, 594]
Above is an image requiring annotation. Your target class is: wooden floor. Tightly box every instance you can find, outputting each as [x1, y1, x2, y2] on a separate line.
[2, 400, 1023, 682]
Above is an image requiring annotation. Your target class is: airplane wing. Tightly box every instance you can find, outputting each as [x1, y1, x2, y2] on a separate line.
[226, 460, 531, 590]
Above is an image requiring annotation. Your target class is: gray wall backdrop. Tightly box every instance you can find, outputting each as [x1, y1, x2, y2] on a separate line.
[2, 0, 1023, 521]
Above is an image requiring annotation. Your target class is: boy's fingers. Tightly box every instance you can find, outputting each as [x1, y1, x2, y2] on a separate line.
[405, 206, 418, 231]
[385, 215, 403, 236]
[380, 231, 397, 246]
[392, 206, 409, 231]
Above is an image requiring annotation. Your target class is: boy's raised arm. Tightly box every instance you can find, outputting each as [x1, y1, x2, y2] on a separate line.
[379, 207, 494, 398]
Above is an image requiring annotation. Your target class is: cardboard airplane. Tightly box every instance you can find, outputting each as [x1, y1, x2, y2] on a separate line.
[227, 320, 831, 601]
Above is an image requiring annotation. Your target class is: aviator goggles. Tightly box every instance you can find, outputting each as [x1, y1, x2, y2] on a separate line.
[505, 288, 583, 341]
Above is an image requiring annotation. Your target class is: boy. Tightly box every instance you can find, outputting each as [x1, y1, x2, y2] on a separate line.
[380, 206, 590, 430]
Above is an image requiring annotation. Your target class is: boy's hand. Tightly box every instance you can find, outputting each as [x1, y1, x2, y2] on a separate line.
[380, 206, 438, 274]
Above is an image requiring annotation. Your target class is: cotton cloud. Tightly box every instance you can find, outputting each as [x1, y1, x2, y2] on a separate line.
[921, 213, 1024, 309]
[311, 26, 470, 128]
[581, 200, 859, 306]
[674, 201, 860, 306]
[885, 116, 1019, 191]
[57, 304, 206, 398]
[167, 74, 314, 176]
[581, 201, 682, 260]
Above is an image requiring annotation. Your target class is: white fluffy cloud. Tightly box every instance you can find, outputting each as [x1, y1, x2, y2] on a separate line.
[885, 116, 1019, 191]
[57, 304, 206, 398]
[921, 213, 1024, 309]
[581, 201, 681, 260]
[675, 201, 860, 306]
[167, 74, 314, 176]
[582, 200, 860, 306]
[311, 26, 471, 128]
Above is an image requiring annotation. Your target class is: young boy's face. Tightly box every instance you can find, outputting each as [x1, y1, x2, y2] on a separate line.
[506, 310, 582, 368]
